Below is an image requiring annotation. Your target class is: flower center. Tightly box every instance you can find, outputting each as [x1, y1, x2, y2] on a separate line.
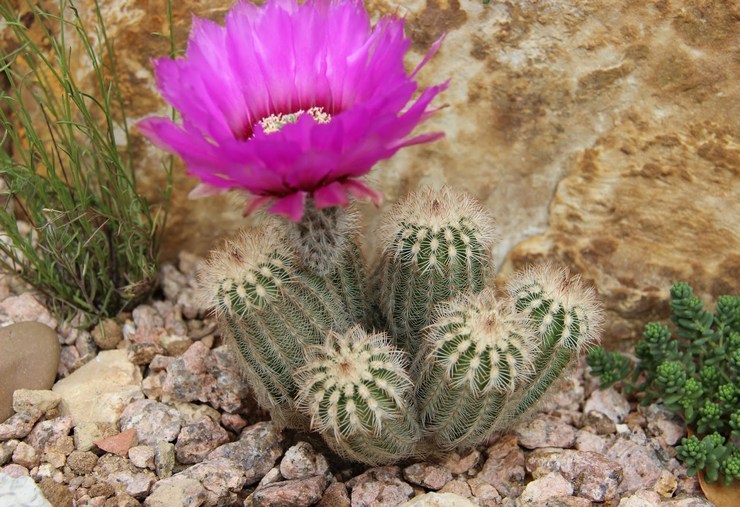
[258, 106, 331, 134]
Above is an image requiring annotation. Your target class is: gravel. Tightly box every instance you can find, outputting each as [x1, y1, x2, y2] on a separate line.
[0, 252, 714, 506]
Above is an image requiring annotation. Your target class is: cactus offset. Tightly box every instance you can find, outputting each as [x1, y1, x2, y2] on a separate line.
[505, 265, 602, 418]
[200, 222, 351, 428]
[295, 326, 421, 465]
[414, 289, 537, 450]
[376, 188, 496, 358]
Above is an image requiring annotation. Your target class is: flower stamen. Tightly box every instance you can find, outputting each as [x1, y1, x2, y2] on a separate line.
[259, 106, 331, 134]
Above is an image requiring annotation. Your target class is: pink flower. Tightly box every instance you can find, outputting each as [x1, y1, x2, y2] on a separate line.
[138, 0, 448, 221]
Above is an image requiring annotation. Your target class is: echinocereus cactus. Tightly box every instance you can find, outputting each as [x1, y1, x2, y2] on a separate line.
[295, 326, 421, 465]
[195, 186, 602, 465]
[506, 265, 603, 418]
[588, 282, 739, 485]
[414, 289, 537, 450]
[199, 221, 351, 428]
[376, 187, 497, 358]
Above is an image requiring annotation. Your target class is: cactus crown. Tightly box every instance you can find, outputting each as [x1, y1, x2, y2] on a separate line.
[423, 290, 536, 395]
[199, 224, 293, 314]
[379, 187, 496, 271]
[296, 326, 412, 438]
[507, 265, 601, 352]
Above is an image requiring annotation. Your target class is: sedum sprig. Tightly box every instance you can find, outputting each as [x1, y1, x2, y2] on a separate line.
[587, 282, 740, 484]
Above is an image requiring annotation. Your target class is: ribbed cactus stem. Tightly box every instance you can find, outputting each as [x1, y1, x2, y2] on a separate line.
[329, 235, 368, 326]
[285, 198, 357, 276]
[377, 187, 496, 358]
[295, 326, 421, 465]
[200, 222, 351, 428]
[505, 265, 602, 418]
[414, 289, 537, 450]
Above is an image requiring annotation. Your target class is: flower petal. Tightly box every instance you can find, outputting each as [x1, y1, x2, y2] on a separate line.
[140, 0, 448, 219]
[269, 192, 307, 221]
[314, 181, 350, 208]
[343, 179, 383, 207]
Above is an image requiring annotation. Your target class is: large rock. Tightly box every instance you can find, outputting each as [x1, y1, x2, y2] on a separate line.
[52, 350, 143, 426]
[0, 322, 60, 423]
[5, 1, 739, 348]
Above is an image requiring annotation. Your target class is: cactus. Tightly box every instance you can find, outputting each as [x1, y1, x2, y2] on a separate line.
[286, 198, 359, 276]
[199, 221, 351, 428]
[295, 325, 421, 465]
[414, 289, 537, 450]
[198, 188, 603, 463]
[376, 188, 496, 358]
[505, 265, 602, 418]
[329, 233, 369, 327]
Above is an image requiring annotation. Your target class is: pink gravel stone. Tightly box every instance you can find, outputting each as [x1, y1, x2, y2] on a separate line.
[175, 417, 229, 464]
[94, 428, 138, 457]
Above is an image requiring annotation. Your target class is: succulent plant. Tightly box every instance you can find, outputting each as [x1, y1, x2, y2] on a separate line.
[588, 282, 740, 485]
[295, 325, 421, 465]
[414, 289, 537, 450]
[199, 221, 351, 428]
[286, 200, 361, 277]
[199, 187, 602, 463]
[375, 187, 496, 359]
[506, 265, 602, 418]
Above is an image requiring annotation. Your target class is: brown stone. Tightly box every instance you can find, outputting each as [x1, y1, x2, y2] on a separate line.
[317, 482, 351, 507]
[92, 319, 123, 350]
[38, 477, 73, 507]
[252, 475, 328, 507]
[477, 434, 525, 497]
[0, 322, 60, 423]
[526, 449, 623, 502]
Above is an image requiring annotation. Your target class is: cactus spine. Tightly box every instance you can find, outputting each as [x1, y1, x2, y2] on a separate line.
[377, 188, 496, 359]
[295, 326, 421, 465]
[505, 265, 603, 418]
[414, 289, 537, 450]
[200, 222, 351, 428]
[329, 234, 369, 326]
[286, 198, 358, 276]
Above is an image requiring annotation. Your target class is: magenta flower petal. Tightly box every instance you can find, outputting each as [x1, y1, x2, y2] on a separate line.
[343, 179, 383, 207]
[314, 181, 349, 209]
[269, 192, 307, 221]
[139, 0, 447, 221]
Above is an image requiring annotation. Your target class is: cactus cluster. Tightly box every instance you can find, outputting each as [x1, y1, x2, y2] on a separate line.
[588, 282, 740, 485]
[201, 188, 602, 464]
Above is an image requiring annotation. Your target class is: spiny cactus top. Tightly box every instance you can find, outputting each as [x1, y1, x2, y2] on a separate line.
[507, 265, 601, 353]
[415, 289, 537, 449]
[138, 0, 448, 222]
[377, 187, 497, 356]
[199, 224, 291, 315]
[295, 325, 421, 465]
[378, 188, 497, 274]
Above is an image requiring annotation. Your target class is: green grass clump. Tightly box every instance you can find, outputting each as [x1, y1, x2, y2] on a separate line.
[0, 0, 174, 320]
[587, 282, 740, 485]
